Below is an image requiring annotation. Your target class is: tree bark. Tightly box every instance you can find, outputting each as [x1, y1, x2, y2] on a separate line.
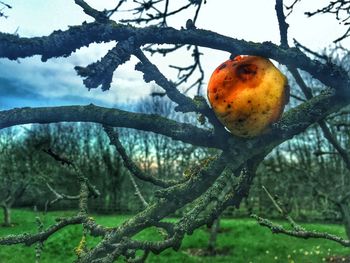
[207, 217, 220, 255]
[1, 205, 11, 227]
[339, 202, 350, 240]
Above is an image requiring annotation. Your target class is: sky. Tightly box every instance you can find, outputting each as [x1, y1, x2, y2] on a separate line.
[0, 0, 348, 110]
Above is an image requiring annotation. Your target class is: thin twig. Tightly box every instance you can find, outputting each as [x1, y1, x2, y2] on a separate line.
[45, 183, 79, 210]
[74, 0, 108, 22]
[103, 125, 180, 188]
[262, 186, 304, 231]
[252, 215, 350, 247]
[128, 174, 149, 208]
[275, 0, 289, 47]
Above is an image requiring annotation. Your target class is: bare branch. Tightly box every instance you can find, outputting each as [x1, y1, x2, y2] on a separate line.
[253, 186, 350, 247]
[42, 148, 73, 166]
[275, 0, 289, 47]
[106, 0, 127, 18]
[133, 47, 234, 130]
[0, 215, 84, 246]
[41, 147, 100, 200]
[0, 86, 348, 165]
[81, 154, 260, 263]
[75, 38, 138, 91]
[74, 0, 109, 22]
[252, 215, 350, 247]
[0, 1, 11, 19]
[0, 1, 11, 9]
[121, 2, 192, 25]
[0, 104, 216, 149]
[128, 174, 149, 208]
[103, 125, 178, 188]
[46, 183, 79, 206]
[334, 27, 350, 43]
[0, 4, 350, 261]
[313, 150, 339, 156]
[143, 43, 184, 56]
[78, 153, 229, 262]
[318, 121, 350, 170]
[140, 1, 205, 94]
[290, 93, 306, 102]
[0, 23, 348, 94]
[262, 186, 304, 231]
[133, 48, 198, 111]
[293, 39, 330, 61]
[305, 0, 350, 42]
[169, 46, 205, 95]
[285, 0, 301, 17]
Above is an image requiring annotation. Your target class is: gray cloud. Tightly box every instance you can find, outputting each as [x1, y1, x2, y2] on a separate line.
[0, 76, 44, 109]
[0, 44, 154, 110]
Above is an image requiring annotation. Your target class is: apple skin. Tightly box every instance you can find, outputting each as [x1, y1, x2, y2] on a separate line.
[207, 55, 289, 138]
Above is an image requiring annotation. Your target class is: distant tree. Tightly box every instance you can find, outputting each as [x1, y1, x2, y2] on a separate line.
[0, 127, 44, 226]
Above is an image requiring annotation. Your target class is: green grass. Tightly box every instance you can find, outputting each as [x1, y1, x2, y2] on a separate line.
[0, 209, 349, 263]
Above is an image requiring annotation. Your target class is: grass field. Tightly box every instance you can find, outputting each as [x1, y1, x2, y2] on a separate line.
[0, 209, 349, 263]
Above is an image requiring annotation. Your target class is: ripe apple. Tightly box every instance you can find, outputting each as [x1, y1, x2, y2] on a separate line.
[207, 55, 289, 138]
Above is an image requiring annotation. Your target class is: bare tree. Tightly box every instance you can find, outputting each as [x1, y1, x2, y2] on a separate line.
[0, 0, 350, 262]
[0, 127, 44, 226]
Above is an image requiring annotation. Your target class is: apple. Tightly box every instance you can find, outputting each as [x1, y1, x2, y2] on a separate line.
[207, 55, 289, 138]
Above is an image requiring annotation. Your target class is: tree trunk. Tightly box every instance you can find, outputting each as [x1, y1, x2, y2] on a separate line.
[244, 197, 253, 216]
[339, 202, 350, 239]
[112, 164, 121, 212]
[2, 205, 11, 227]
[257, 175, 263, 214]
[207, 217, 220, 255]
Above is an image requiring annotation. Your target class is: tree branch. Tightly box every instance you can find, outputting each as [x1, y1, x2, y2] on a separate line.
[0, 86, 348, 158]
[0, 22, 348, 93]
[75, 38, 138, 91]
[133, 48, 223, 129]
[128, 174, 149, 208]
[0, 215, 84, 246]
[115, 155, 262, 262]
[305, 0, 350, 43]
[253, 215, 350, 247]
[46, 182, 79, 207]
[74, 0, 109, 22]
[0, 104, 216, 149]
[0, 7, 350, 261]
[275, 0, 289, 47]
[262, 186, 304, 231]
[133, 48, 199, 112]
[77, 153, 229, 262]
[253, 185, 350, 247]
[103, 125, 180, 188]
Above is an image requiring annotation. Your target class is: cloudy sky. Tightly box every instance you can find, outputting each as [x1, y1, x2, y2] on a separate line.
[0, 0, 348, 110]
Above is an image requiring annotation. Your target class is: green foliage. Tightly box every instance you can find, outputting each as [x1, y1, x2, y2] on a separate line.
[0, 209, 349, 263]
